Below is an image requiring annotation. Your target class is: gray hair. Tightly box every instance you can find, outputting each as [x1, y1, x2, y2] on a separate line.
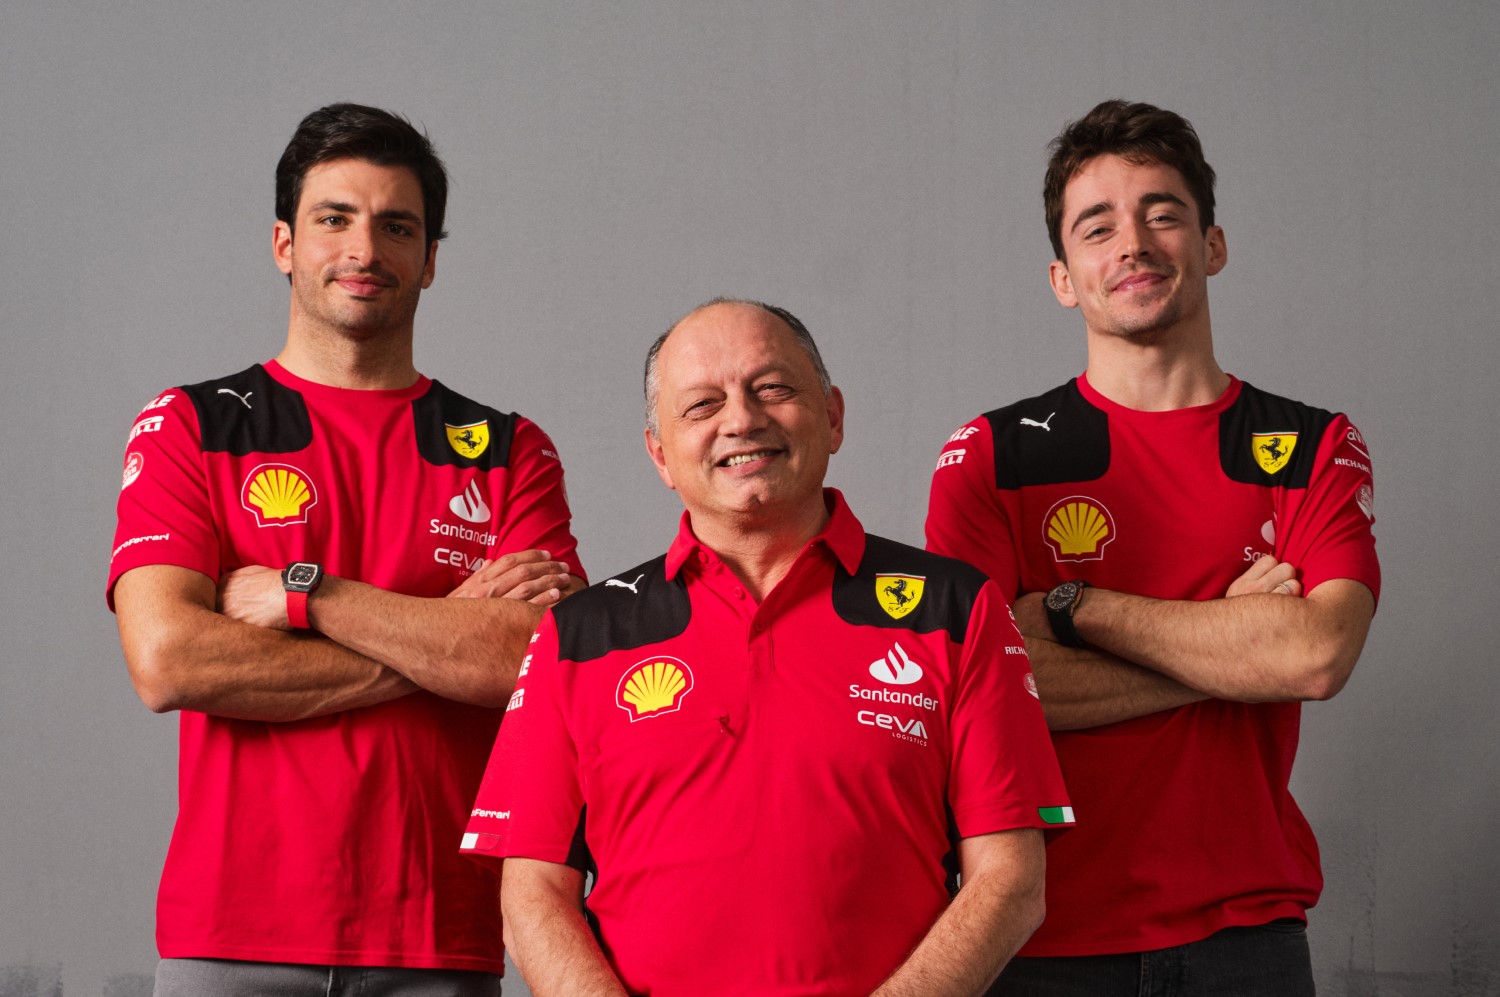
[644, 297, 832, 437]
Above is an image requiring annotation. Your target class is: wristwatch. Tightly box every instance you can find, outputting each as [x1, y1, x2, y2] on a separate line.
[282, 561, 324, 631]
[1044, 580, 1090, 648]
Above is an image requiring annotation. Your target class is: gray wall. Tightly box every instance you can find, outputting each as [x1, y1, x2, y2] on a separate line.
[3, 2, 1496, 994]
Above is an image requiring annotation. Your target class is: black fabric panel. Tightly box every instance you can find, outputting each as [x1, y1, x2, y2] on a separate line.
[986, 380, 1110, 490]
[1218, 381, 1336, 489]
[181, 364, 313, 456]
[830, 535, 987, 643]
[554, 556, 693, 662]
[411, 379, 517, 470]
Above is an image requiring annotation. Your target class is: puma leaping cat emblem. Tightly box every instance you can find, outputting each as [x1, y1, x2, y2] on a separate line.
[605, 574, 645, 595]
[1020, 412, 1055, 431]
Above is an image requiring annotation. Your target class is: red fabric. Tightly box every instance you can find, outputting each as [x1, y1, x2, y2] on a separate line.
[464, 492, 1070, 996]
[926, 374, 1380, 956]
[108, 360, 581, 971]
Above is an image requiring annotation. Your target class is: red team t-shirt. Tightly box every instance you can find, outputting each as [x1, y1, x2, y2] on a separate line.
[108, 360, 582, 970]
[462, 491, 1073, 996]
[926, 374, 1380, 956]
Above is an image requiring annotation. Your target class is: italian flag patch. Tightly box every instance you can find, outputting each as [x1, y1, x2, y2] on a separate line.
[1038, 806, 1075, 825]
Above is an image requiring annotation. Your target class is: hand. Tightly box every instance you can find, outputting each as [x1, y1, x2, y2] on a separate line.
[1011, 591, 1051, 641]
[218, 565, 292, 630]
[1226, 555, 1302, 598]
[448, 549, 583, 606]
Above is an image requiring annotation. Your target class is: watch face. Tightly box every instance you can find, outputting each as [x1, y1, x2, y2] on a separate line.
[287, 564, 319, 586]
[1046, 582, 1079, 612]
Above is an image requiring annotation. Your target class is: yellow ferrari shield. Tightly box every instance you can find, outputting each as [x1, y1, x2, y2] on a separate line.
[876, 574, 925, 620]
[1251, 432, 1298, 475]
[446, 421, 490, 459]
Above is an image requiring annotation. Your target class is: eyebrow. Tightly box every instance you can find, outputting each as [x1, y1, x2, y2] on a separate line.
[1068, 191, 1190, 235]
[305, 200, 423, 224]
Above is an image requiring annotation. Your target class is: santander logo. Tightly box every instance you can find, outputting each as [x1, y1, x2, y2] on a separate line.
[869, 642, 924, 685]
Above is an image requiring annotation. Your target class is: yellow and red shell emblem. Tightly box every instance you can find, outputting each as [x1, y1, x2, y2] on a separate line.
[1044, 495, 1115, 562]
[616, 656, 694, 722]
[241, 463, 318, 527]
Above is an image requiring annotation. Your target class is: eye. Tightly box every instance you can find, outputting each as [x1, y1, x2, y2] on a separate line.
[756, 381, 795, 399]
[683, 398, 720, 420]
[385, 222, 414, 236]
[318, 214, 348, 228]
[1083, 225, 1109, 240]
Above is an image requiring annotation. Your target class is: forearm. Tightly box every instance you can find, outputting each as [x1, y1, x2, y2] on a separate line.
[871, 830, 1045, 997]
[308, 577, 544, 707]
[1026, 635, 1208, 731]
[1075, 580, 1374, 701]
[116, 570, 415, 722]
[501, 860, 628, 997]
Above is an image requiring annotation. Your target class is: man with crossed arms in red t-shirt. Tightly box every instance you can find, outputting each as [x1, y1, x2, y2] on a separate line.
[927, 101, 1379, 995]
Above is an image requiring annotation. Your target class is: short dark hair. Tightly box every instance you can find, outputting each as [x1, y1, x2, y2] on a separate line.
[644, 297, 832, 437]
[275, 103, 449, 249]
[1043, 100, 1216, 261]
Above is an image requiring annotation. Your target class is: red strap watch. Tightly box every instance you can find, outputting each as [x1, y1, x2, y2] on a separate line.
[281, 562, 324, 630]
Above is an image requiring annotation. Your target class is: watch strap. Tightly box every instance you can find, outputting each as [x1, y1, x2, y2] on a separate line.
[1047, 581, 1089, 648]
[286, 589, 311, 630]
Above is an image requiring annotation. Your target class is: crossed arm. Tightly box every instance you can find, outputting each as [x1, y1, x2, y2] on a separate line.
[1014, 556, 1375, 730]
[115, 551, 582, 721]
[500, 829, 1045, 997]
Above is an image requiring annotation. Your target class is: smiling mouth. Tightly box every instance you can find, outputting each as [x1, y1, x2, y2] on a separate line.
[1110, 269, 1173, 294]
[719, 449, 781, 468]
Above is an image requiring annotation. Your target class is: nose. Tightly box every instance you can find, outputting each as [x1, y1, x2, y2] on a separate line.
[718, 389, 769, 437]
[1117, 217, 1154, 261]
[345, 219, 379, 267]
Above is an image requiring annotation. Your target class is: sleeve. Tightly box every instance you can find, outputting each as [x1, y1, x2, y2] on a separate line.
[490, 416, 586, 583]
[460, 610, 585, 868]
[106, 390, 221, 609]
[924, 418, 1022, 599]
[946, 580, 1074, 838]
[1276, 415, 1380, 604]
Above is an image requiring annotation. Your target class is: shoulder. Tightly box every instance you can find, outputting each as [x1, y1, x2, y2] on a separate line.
[552, 555, 690, 662]
[412, 378, 520, 469]
[1219, 380, 1343, 488]
[980, 379, 1110, 489]
[173, 364, 312, 456]
[831, 534, 990, 642]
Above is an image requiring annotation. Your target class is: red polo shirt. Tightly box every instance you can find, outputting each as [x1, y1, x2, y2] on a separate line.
[463, 490, 1071, 996]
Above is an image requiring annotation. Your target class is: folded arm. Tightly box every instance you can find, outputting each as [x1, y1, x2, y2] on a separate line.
[870, 828, 1046, 997]
[115, 564, 416, 721]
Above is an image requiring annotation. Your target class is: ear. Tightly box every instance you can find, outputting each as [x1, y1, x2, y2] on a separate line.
[826, 386, 846, 455]
[273, 221, 294, 276]
[1204, 225, 1227, 276]
[644, 425, 676, 490]
[1049, 259, 1079, 309]
[421, 240, 438, 289]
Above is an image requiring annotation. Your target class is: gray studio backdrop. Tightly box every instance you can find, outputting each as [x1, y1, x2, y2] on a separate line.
[3, 2, 1497, 995]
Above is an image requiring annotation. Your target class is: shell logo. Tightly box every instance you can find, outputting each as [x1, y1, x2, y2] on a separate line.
[241, 463, 318, 527]
[1044, 496, 1116, 562]
[616, 656, 694, 722]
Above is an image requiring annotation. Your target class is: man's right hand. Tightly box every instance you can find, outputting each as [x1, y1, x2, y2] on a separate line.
[448, 549, 583, 605]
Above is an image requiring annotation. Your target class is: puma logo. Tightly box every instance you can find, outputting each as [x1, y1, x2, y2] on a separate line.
[217, 388, 253, 409]
[1020, 412, 1055, 431]
[605, 574, 645, 595]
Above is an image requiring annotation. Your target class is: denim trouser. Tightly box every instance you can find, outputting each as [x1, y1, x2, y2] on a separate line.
[154, 958, 503, 997]
[991, 919, 1315, 997]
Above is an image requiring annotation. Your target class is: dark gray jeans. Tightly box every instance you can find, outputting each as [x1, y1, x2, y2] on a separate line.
[991, 919, 1315, 997]
[154, 959, 502, 997]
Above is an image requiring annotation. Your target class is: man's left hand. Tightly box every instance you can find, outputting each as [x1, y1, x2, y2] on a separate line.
[218, 565, 292, 630]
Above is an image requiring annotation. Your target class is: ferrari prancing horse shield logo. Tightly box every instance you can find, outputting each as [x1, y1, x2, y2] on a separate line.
[446, 421, 490, 459]
[1251, 432, 1298, 475]
[877, 574, 925, 620]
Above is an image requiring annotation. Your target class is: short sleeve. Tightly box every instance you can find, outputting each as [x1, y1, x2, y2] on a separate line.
[106, 390, 221, 608]
[1277, 416, 1380, 604]
[926, 418, 1021, 599]
[946, 581, 1074, 838]
[460, 611, 584, 867]
[491, 416, 586, 583]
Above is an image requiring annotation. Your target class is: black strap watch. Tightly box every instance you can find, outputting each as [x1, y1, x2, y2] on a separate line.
[282, 561, 324, 630]
[1044, 580, 1090, 648]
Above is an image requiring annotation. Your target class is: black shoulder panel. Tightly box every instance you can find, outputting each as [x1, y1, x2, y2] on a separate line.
[554, 555, 692, 662]
[1219, 381, 1336, 489]
[985, 380, 1110, 490]
[830, 535, 988, 643]
[181, 364, 313, 456]
[412, 380, 517, 470]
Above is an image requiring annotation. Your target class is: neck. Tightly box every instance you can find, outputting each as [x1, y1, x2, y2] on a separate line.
[276, 321, 419, 390]
[1084, 322, 1227, 411]
[691, 499, 830, 602]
